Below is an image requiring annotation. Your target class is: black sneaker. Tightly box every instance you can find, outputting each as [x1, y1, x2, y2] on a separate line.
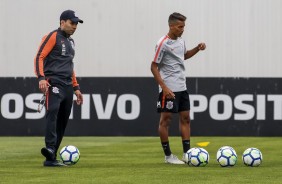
[41, 147, 55, 161]
[43, 160, 67, 167]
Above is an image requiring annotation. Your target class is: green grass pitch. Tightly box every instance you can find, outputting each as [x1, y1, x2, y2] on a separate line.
[0, 136, 282, 184]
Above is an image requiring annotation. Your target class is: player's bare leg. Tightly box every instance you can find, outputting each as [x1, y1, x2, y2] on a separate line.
[159, 112, 172, 142]
[159, 112, 184, 164]
[179, 111, 190, 141]
[179, 110, 191, 162]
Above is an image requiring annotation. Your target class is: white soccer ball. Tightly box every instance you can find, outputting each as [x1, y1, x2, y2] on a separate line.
[242, 147, 263, 167]
[59, 145, 80, 165]
[216, 146, 237, 167]
[183, 147, 196, 163]
[186, 147, 209, 167]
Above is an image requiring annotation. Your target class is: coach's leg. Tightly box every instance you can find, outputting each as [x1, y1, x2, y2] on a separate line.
[55, 85, 73, 154]
[45, 90, 61, 152]
[42, 87, 62, 161]
[179, 110, 191, 153]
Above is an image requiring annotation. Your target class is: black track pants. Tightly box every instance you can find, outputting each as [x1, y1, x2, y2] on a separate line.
[44, 83, 73, 153]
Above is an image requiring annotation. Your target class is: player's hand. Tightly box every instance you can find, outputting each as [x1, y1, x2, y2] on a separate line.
[197, 43, 206, 50]
[163, 87, 175, 99]
[75, 90, 83, 105]
[39, 80, 51, 94]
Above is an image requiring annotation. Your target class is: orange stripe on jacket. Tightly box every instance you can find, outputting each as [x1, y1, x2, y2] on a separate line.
[153, 35, 168, 63]
[72, 71, 79, 88]
[34, 32, 57, 78]
[46, 89, 49, 111]
[46, 79, 50, 110]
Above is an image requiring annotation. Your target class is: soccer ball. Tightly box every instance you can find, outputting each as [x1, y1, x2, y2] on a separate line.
[242, 147, 263, 167]
[183, 147, 196, 163]
[216, 146, 237, 167]
[186, 147, 209, 167]
[59, 145, 80, 165]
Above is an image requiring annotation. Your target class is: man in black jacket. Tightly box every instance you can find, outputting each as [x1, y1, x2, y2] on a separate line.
[34, 10, 83, 166]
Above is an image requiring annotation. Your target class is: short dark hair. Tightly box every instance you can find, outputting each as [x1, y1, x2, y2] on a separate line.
[168, 12, 186, 25]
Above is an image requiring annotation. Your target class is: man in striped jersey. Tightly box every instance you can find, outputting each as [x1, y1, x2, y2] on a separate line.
[34, 10, 83, 166]
[151, 12, 206, 164]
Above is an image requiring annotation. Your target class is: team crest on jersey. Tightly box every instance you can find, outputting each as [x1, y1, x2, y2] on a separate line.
[166, 101, 173, 110]
[52, 87, 59, 94]
[157, 101, 161, 108]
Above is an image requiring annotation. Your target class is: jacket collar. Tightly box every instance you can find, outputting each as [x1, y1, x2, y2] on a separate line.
[58, 28, 69, 38]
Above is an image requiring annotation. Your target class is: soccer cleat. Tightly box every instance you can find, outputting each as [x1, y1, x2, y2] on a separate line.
[41, 147, 56, 161]
[165, 154, 185, 164]
[43, 160, 67, 167]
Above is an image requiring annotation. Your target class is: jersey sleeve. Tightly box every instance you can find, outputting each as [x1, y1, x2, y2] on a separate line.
[34, 31, 57, 81]
[153, 36, 168, 64]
